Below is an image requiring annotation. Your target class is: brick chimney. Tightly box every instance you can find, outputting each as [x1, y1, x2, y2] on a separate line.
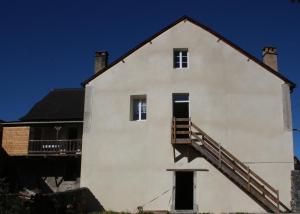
[262, 47, 278, 71]
[94, 51, 108, 73]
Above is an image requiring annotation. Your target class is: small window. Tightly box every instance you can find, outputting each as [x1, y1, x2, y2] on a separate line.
[174, 49, 188, 69]
[131, 95, 147, 121]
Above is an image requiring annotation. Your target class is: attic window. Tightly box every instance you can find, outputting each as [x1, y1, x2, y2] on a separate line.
[130, 95, 147, 121]
[174, 49, 188, 69]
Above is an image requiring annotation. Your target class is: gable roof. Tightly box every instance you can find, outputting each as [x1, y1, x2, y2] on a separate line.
[82, 15, 295, 90]
[20, 88, 84, 121]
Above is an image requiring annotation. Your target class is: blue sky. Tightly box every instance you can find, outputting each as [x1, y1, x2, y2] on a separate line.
[0, 0, 300, 156]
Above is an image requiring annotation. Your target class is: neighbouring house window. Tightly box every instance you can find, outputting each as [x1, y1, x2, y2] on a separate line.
[131, 95, 147, 121]
[174, 49, 188, 69]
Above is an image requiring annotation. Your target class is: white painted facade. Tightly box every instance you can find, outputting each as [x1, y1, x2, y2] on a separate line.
[80, 18, 294, 213]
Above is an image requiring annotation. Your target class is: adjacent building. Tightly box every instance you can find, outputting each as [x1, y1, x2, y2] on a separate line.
[1, 88, 84, 193]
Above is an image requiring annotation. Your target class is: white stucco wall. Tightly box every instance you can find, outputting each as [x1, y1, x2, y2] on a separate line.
[80, 20, 294, 213]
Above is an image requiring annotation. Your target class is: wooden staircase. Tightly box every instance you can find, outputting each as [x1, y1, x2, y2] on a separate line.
[171, 117, 291, 213]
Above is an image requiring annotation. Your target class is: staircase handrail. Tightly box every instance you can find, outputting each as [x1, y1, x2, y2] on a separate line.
[171, 117, 291, 212]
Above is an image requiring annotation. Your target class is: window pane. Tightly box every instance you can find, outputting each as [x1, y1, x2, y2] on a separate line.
[174, 51, 180, 58]
[173, 94, 189, 102]
[141, 100, 147, 113]
[175, 62, 180, 68]
[133, 100, 139, 120]
[141, 99, 147, 120]
[174, 52, 179, 68]
[182, 57, 188, 63]
[181, 51, 188, 57]
[141, 112, 146, 120]
[174, 50, 180, 68]
[182, 62, 188, 68]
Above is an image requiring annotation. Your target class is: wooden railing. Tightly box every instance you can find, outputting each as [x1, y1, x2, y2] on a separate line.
[171, 117, 191, 144]
[28, 139, 82, 155]
[171, 117, 290, 213]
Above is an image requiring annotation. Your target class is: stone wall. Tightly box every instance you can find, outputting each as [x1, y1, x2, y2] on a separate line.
[291, 170, 300, 212]
[2, 126, 29, 155]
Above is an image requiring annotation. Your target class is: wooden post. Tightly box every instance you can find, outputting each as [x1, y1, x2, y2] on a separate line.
[174, 118, 176, 144]
[172, 117, 176, 144]
[171, 118, 174, 144]
[189, 117, 191, 143]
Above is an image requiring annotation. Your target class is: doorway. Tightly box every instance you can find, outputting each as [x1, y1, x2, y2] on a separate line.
[173, 94, 189, 139]
[175, 171, 194, 210]
[173, 93, 189, 118]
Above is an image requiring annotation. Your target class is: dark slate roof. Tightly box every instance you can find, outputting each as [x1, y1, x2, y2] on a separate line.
[295, 156, 300, 170]
[20, 88, 84, 121]
[82, 15, 295, 90]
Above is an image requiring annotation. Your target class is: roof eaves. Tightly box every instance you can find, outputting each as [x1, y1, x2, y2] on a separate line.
[2, 120, 83, 126]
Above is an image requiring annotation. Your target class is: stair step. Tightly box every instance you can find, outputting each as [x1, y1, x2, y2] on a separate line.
[172, 118, 291, 213]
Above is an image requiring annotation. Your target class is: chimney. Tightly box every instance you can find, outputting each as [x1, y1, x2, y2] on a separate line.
[94, 51, 109, 73]
[262, 47, 278, 71]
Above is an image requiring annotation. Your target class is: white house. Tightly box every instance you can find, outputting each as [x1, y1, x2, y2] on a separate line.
[80, 16, 295, 213]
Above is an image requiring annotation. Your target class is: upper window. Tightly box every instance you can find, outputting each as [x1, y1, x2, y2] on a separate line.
[131, 95, 147, 121]
[174, 49, 188, 69]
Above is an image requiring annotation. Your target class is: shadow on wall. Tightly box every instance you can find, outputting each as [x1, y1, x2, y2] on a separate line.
[32, 187, 104, 214]
[173, 145, 202, 163]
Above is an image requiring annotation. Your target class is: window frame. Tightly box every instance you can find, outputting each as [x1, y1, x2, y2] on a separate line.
[130, 95, 147, 121]
[173, 48, 189, 69]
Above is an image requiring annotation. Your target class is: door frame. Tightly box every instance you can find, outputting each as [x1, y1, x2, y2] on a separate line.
[172, 93, 190, 119]
[171, 170, 197, 213]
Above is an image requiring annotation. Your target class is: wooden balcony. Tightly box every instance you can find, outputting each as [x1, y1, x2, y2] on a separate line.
[1, 124, 83, 156]
[28, 139, 82, 156]
[171, 117, 191, 145]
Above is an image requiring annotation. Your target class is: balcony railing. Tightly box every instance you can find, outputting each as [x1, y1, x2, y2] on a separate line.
[28, 139, 82, 155]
